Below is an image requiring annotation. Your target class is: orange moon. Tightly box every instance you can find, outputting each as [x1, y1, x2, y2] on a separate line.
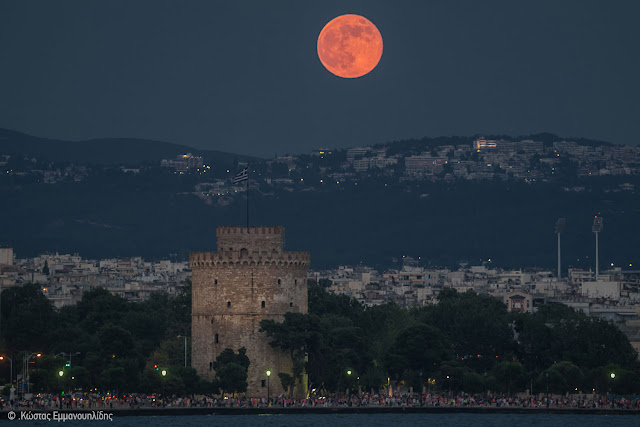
[317, 14, 383, 78]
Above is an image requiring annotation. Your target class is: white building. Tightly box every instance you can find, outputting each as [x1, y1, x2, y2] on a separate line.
[581, 280, 621, 300]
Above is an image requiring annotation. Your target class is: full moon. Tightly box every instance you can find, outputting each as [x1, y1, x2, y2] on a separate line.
[317, 14, 383, 79]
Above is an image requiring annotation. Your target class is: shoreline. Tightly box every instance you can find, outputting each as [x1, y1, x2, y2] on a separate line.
[2, 406, 639, 418]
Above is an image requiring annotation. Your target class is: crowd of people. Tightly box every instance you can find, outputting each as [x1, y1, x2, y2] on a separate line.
[2, 391, 640, 412]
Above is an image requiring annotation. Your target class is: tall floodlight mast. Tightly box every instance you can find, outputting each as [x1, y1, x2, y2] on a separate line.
[555, 218, 565, 278]
[592, 216, 603, 279]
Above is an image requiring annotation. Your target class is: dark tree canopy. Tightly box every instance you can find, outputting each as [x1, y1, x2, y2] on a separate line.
[2, 280, 640, 396]
[212, 347, 250, 396]
[260, 284, 640, 395]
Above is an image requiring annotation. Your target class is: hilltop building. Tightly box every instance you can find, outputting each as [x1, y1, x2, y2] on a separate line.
[161, 153, 203, 172]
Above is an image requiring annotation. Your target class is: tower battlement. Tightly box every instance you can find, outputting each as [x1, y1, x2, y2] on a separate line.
[216, 226, 285, 253]
[190, 250, 310, 267]
[216, 226, 284, 236]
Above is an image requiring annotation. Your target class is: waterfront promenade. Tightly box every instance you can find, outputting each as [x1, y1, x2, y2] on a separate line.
[2, 393, 639, 417]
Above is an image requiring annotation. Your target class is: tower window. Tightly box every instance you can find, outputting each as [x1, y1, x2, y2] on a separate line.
[278, 279, 281, 285]
[210, 318, 214, 325]
[214, 279, 218, 285]
[261, 301, 265, 308]
[295, 279, 297, 285]
[215, 333, 219, 343]
[209, 362, 213, 371]
[227, 301, 231, 308]
[290, 302, 293, 307]
[261, 380, 266, 387]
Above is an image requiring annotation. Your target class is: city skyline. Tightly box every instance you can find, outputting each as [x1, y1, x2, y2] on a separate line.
[2, 0, 640, 411]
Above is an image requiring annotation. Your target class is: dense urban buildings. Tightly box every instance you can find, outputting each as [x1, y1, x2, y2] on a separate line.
[1, 245, 639, 360]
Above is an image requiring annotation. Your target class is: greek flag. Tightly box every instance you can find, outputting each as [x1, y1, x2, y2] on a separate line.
[232, 167, 248, 184]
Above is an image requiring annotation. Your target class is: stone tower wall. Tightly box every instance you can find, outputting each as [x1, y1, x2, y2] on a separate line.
[190, 226, 309, 398]
[216, 226, 285, 254]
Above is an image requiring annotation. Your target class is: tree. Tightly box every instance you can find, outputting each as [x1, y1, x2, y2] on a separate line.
[492, 361, 527, 394]
[100, 367, 126, 392]
[171, 366, 201, 394]
[0, 283, 56, 353]
[308, 283, 363, 319]
[140, 369, 162, 394]
[515, 303, 640, 374]
[318, 278, 332, 288]
[212, 348, 250, 372]
[385, 323, 452, 390]
[216, 363, 247, 397]
[98, 324, 136, 359]
[67, 366, 90, 391]
[212, 348, 249, 397]
[164, 373, 186, 396]
[544, 361, 584, 394]
[278, 372, 294, 395]
[30, 368, 59, 393]
[463, 371, 485, 393]
[419, 289, 514, 371]
[260, 312, 321, 398]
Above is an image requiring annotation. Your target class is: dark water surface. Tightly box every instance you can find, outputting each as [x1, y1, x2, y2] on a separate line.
[20, 413, 638, 426]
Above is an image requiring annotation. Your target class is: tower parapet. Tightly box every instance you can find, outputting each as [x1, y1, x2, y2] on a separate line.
[190, 250, 310, 267]
[216, 226, 284, 254]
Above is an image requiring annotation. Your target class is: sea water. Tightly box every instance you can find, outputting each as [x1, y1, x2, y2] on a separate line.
[18, 413, 637, 426]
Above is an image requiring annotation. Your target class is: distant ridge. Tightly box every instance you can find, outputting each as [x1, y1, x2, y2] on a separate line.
[1, 128, 618, 165]
[375, 133, 615, 156]
[0, 128, 259, 165]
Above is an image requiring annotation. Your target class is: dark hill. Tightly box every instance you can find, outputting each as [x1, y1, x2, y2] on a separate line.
[0, 128, 258, 166]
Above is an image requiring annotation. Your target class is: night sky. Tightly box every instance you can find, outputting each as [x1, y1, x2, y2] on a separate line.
[1, 0, 638, 157]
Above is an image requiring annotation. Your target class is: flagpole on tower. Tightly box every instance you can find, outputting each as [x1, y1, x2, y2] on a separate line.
[246, 167, 249, 230]
[231, 166, 249, 230]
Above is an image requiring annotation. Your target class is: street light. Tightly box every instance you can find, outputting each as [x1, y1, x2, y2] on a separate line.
[161, 370, 167, 408]
[555, 218, 565, 278]
[23, 352, 42, 395]
[58, 370, 64, 409]
[266, 370, 271, 405]
[609, 372, 616, 405]
[447, 375, 451, 397]
[592, 216, 603, 279]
